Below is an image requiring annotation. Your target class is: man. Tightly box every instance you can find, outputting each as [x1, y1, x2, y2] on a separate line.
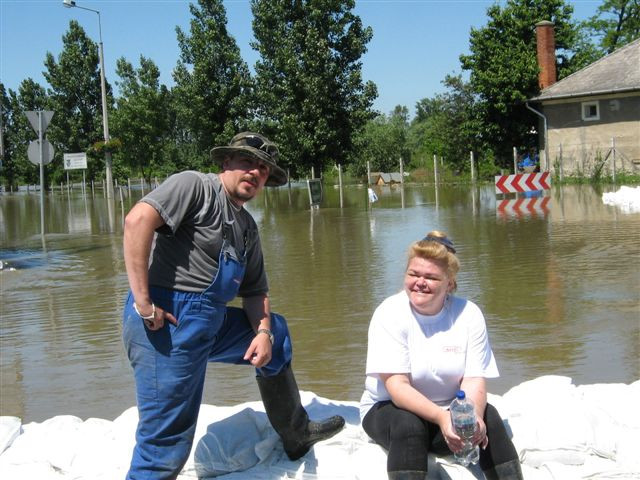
[122, 132, 345, 479]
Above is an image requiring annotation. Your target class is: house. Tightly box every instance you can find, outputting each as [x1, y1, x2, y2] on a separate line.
[370, 172, 403, 185]
[528, 21, 640, 176]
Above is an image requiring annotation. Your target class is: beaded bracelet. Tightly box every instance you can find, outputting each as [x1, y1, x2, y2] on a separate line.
[133, 302, 156, 320]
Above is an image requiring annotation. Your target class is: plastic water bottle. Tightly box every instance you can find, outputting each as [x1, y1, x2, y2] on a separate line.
[449, 390, 479, 466]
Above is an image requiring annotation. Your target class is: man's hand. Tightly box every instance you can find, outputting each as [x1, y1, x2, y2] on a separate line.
[134, 301, 178, 331]
[243, 333, 272, 367]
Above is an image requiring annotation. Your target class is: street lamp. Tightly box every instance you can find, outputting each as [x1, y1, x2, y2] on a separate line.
[63, 0, 114, 200]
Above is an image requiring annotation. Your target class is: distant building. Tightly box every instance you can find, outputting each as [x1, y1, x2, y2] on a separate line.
[528, 22, 640, 176]
[370, 172, 403, 185]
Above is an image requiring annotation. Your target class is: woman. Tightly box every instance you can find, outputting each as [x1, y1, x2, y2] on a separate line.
[360, 231, 523, 480]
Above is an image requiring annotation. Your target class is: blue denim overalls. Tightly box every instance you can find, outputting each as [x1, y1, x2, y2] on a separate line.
[122, 195, 292, 480]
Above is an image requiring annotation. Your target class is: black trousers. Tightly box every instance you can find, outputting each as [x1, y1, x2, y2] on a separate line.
[362, 400, 519, 473]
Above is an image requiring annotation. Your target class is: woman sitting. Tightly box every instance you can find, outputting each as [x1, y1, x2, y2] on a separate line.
[359, 231, 523, 480]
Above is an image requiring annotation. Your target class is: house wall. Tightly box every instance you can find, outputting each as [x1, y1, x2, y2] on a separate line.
[541, 93, 640, 176]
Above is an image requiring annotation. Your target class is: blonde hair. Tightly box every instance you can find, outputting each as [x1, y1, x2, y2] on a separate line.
[407, 230, 460, 291]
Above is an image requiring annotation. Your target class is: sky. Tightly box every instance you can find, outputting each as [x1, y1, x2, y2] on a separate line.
[0, 0, 602, 118]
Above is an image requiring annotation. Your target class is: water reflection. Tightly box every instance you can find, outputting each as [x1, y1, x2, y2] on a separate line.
[1, 183, 638, 423]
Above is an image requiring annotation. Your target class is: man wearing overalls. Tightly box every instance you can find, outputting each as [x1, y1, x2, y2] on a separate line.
[122, 132, 345, 479]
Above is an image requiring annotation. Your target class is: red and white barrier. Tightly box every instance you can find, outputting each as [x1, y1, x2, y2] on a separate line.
[495, 172, 551, 194]
[497, 196, 550, 218]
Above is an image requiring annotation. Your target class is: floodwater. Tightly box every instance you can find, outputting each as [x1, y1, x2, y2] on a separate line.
[1, 181, 639, 423]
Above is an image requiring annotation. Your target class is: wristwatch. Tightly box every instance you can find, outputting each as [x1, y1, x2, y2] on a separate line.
[257, 328, 274, 345]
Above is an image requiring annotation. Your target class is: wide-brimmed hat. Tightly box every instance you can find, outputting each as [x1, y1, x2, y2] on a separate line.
[210, 132, 287, 187]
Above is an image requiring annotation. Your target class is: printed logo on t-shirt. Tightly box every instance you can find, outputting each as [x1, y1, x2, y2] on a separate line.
[442, 345, 463, 354]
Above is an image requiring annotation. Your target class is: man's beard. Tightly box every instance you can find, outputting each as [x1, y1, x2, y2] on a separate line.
[232, 175, 259, 202]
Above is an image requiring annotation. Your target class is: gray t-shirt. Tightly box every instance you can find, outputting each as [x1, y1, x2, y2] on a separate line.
[141, 171, 268, 295]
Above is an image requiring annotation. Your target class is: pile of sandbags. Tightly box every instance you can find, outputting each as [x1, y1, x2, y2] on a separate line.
[1, 376, 638, 479]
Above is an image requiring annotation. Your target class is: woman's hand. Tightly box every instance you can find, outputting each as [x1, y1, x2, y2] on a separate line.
[460, 377, 489, 449]
[473, 416, 489, 449]
[438, 410, 465, 453]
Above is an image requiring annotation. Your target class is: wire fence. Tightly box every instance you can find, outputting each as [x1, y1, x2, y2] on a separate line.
[550, 137, 640, 180]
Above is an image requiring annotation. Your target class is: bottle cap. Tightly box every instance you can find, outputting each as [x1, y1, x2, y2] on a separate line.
[456, 390, 466, 400]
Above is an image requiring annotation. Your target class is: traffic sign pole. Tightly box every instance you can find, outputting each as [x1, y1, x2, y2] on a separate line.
[39, 112, 45, 236]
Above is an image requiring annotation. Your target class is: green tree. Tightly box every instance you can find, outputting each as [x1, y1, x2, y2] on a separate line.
[251, 0, 377, 179]
[0, 80, 49, 188]
[0, 83, 18, 188]
[43, 20, 113, 184]
[351, 107, 407, 177]
[408, 75, 480, 174]
[173, 0, 253, 166]
[112, 56, 172, 182]
[581, 0, 640, 53]
[459, 0, 577, 166]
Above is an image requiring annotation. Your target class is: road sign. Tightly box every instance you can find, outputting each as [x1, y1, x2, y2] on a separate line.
[64, 152, 87, 170]
[25, 111, 54, 134]
[494, 172, 551, 194]
[27, 139, 55, 166]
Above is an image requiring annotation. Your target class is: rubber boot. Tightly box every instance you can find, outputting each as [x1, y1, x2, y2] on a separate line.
[483, 459, 524, 480]
[256, 365, 345, 460]
[387, 471, 427, 480]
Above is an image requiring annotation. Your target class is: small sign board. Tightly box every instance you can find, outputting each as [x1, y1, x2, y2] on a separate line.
[307, 179, 323, 207]
[64, 152, 87, 170]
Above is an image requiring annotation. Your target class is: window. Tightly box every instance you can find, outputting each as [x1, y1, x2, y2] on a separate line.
[581, 101, 600, 121]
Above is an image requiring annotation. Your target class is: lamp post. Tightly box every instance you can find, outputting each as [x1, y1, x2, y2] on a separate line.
[63, 0, 114, 200]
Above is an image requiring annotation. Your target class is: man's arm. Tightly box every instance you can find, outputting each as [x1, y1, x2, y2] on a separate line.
[123, 202, 176, 330]
[242, 294, 273, 367]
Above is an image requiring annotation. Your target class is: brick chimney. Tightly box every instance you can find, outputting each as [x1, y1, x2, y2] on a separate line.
[535, 20, 557, 89]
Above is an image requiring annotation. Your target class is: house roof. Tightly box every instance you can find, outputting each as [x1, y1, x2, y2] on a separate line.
[530, 38, 640, 102]
[376, 172, 403, 183]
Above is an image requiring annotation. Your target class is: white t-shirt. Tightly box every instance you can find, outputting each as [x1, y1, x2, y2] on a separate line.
[359, 291, 499, 421]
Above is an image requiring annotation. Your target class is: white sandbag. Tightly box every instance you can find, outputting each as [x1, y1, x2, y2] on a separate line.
[190, 407, 279, 477]
[0, 461, 66, 480]
[67, 417, 129, 475]
[575, 381, 640, 469]
[437, 458, 484, 479]
[350, 441, 387, 480]
[500, 376, 596, 466]
[500, 376, 576, 417]
[602, 186, 640, 213]
[576, 381, 640, 429]
[0, 416, 21, 454]
[0, 415, 84, 471]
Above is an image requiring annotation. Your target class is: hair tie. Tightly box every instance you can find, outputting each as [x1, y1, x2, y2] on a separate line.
[421, 235, 456, 254]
